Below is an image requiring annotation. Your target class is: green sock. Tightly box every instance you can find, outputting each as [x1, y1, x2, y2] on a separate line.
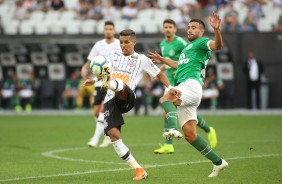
[161, 101, 178, 129]
[164, 119, 173, 144]
[197, 114, 210, 133]
[190, 135, 222, 165]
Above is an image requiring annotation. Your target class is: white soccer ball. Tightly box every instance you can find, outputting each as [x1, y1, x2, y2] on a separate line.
[89, 55, 109, 76]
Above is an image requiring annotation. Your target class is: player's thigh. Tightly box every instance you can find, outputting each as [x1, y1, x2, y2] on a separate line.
[174, 79, 202, 106]
[177, 105, 198, 128]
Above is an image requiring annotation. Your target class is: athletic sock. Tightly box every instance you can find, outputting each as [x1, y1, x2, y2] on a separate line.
[108, 79, 124, 92]
[91, 112, 104, 143]
[197, 114, 210, 133]
[190, 135, 222, 165]
[161, 101, 178, 130]
[164, 119, 173, 144]
[112, 139, 142, 169]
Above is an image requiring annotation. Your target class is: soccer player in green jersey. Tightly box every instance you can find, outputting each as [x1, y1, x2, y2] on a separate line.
[148, 12, 228, 177]
[154, 19, 217, 154]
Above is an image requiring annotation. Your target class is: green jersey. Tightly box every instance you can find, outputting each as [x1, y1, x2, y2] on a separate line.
[160, 36, 187, 86]
[175, 37, 211, 86]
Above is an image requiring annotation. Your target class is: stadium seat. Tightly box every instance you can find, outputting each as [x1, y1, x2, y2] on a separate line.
[0, 53, 16, 66]
[45, 11, 61, 22]
[31, 52, 48, 66]
[16, 64, 33, 79]
[158, 0, 169, 9]
[3, 20, 19, 35]
[143, 23, 159, 34]
[50, 21, 65, 35]
[65, 20, 81, 35]
[30, 11, 45, 23]
[60, 10, 76, 21]
[128, 19, 143, 34]
[19, 20, 34, 35]
[81, 20, 96, 34]
[48, 63, 66, 80]
[41, 44, 60, 54]
[34, 21, 50, 35]
[65, 53, 84, 67]
[257, 18, 273, 32]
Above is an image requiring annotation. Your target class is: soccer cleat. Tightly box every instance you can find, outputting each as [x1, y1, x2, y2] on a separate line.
[101, 66, 110, 91]
[208, 159, 228, 177]
[99, 136, 111, 148]
[154, 144, 174, 154]
[207, 127, 217, 149]
[163, 128, 183, 140]
[133, 168, 148, 181]
[87, 139, 98, 148]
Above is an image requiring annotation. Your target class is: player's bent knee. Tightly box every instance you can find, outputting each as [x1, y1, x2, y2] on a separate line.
[184, 132, 197, 143]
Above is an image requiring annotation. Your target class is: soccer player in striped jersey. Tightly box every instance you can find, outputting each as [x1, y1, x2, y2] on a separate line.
[81, 21, 120, 148]
[82, 29, 182, 180]
[154, 19, 218, 154]
[148, 12, 228, 177]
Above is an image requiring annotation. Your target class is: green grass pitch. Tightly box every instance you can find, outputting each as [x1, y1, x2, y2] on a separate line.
[0, 114, 282, 184]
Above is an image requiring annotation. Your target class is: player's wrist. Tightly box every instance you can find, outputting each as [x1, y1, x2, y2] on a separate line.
[93, 77, 98, 82]
[167, 85, 173, 90]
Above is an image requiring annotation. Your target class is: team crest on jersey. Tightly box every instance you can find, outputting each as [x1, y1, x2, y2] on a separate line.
[186, 44, 192, 50]
[128, 58, 137, 67]
[169, 49, 175, 56]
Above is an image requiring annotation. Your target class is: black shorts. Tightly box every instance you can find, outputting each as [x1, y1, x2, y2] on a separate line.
[104, 85, 135, 134]
[93, 87, 106, 105]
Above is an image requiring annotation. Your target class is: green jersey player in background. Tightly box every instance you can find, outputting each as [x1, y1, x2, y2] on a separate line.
[149, 12, 228, 177]
[154, 19, 217, 154]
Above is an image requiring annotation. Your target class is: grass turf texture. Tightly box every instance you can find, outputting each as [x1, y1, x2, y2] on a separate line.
[0, 115, 282, 184]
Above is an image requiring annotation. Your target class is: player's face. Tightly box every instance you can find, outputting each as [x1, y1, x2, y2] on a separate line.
[120, 35, 136, 56]
[162, 23, 176, 38]
[187, 22, 204, 41]
[103, 25, 115, 39]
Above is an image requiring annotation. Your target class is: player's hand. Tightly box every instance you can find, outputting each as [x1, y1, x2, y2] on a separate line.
[209, 12, 221, 30]
[170, 88, 182, 98]
[81, 79, 95, 87]
[148, 51, 163, 63]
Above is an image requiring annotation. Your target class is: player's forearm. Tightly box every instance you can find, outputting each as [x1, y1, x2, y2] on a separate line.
[81, 60, 91, 79]
[213, 28, 223, 50]
[156, 72, 171, 88]
[160, 57, 178, 69]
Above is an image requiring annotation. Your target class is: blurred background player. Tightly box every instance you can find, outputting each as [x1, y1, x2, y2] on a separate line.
[202, 71, 224, 109]
[0, 70, 19, 111]
[81, 21, 120, 148]
[16, 71, 40, 112]
[154, 19, 217, 154]
[61, 71, 81, 109]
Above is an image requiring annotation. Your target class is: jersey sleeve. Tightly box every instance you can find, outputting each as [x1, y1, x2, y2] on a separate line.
[87, 44, 98, 61]
[198, 37, 211, 51]
[141, 55, 160, 77]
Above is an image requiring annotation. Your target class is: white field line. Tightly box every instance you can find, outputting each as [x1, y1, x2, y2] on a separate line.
[41, 139, 282, 164]
[0, 153, 282, 183]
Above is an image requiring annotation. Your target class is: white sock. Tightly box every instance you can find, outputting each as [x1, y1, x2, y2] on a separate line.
[108, 79, 124, 92]
[91, 113, 104, 143]
[112, 139, 141, 169]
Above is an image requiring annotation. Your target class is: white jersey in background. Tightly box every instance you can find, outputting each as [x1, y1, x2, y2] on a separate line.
[87, 38, 120, 87]
[104, 50, 161, 103]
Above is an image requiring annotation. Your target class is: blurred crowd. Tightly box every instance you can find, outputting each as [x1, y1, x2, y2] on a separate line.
[0, 0, 281, 33]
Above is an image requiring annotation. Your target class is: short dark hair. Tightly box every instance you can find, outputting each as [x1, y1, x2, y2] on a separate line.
[189, 19, 205, 29]
[119, 29, 136, 39]
[104, 21, 115, 27]
[163, 19, 176, 27]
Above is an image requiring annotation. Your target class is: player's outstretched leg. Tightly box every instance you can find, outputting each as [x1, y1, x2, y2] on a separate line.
[197, 114, 217, 148]
[112, 139, 148, 180]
